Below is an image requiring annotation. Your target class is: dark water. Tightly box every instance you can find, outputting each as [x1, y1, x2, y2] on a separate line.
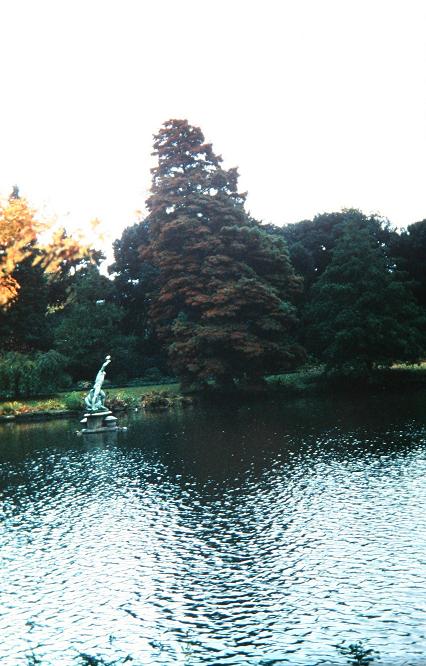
[1, 392, 426, 665]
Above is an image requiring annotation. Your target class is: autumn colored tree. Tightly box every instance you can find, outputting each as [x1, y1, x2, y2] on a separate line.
[141, 119, 305, 390]
[0, 192, 41, 307]
[0, 189, 92, 309]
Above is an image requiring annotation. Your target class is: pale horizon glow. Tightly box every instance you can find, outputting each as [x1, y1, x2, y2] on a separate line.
[1, 0, 425, 262]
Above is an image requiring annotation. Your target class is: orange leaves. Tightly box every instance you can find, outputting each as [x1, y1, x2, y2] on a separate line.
[187, 293, 210, 306]
[204, 305, 236, 319]
[0, 195, 94, 309]
[158, 290, 175, 303]
[0, 196, 40, 259]
[38, 229, 91, 275]
[0, 276, 20, 308]
[0, 196, 40, 307]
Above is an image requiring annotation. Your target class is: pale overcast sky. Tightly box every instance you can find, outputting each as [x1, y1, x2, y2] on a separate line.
[1, 0, 425, 258]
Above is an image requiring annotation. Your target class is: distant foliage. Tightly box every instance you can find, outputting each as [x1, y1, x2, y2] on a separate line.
[272, 209, 397, 295]
[0, 350, 70, 399]
[52, 266, 141, 381]
[391, 218, 426, 309]
[305, 220, 425, 376]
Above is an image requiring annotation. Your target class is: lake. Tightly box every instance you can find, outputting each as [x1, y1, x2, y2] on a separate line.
[1, 392, 426, 665]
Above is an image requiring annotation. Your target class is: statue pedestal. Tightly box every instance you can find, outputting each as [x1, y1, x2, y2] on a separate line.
[80, 410, 114, 434]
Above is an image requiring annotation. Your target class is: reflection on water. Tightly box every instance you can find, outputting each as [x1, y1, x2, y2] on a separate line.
[1, 392, 426, 665]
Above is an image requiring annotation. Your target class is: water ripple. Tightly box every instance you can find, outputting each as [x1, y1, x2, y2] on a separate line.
[1, 396, 426, 664]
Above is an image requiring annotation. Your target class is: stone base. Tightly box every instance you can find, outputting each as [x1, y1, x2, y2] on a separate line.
[81, 425, 118, 434]
[78, 410, 122, 435]
[76, 425, 127, 437]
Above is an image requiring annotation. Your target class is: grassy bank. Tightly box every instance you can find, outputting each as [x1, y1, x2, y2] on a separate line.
[268, 362, 426, 395]
[0, 383, 180, 419]
[1, 364, 426, 420]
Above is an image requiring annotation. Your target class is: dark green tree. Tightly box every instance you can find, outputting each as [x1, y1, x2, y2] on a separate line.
[272, 209, 398, 292]
[0, 350, 70, 399]
[0, 250, 51, 352]
[306, 220, 424, 376]
[109, 221, 166, 373]
[52, 266, 139, 381]
[390, 219, 426, 309]
[141, 119, 305, 390]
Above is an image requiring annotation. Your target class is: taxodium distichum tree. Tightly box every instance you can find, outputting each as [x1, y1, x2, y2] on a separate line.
[141, 119, 305, 390]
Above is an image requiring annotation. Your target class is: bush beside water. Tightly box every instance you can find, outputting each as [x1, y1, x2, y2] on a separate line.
[141, 390, 193, 410]
[62, 392, 85, 411]
[105, 392, 138, 411]
[0, 351, 70, 399]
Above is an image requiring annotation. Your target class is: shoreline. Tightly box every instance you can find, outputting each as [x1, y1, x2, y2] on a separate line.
[1, 366, 426, 423]
[0, 409, 79, 423]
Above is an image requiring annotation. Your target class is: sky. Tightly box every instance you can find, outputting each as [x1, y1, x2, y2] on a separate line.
[1, 0, 425, 261]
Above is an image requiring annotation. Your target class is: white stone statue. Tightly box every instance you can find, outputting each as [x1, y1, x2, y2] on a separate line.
[84, 355, 111, 412]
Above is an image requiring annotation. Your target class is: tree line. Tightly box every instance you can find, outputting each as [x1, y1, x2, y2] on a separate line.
[0, 118, 425, 397]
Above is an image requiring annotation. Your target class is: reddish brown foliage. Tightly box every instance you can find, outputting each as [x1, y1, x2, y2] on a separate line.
[141, 119, 305, 388]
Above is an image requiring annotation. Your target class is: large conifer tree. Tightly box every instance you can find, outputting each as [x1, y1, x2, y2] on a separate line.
[306, 220, 424, 376]
[141, 119, 305, 389]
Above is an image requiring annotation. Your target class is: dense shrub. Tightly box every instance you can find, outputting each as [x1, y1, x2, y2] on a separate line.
[33, 398, 63, 411]
[62, 392, 85, 411]
[0, 351, 70, 399]
[105, 392, 138, 412]
[33, 350, 72, 393]
[0, 401, 31, 415]
[141, 390, 193, 411]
